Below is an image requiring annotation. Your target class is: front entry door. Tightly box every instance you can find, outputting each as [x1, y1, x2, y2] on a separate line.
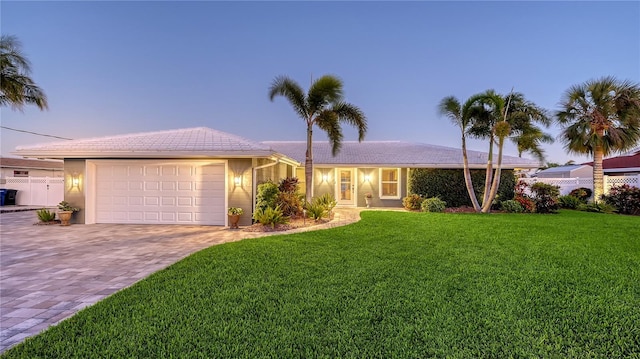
[337, 169, 355, 206]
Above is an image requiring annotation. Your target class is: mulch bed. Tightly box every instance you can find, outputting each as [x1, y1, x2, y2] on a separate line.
[243, 217, 330, 232]
[34, 220, 62, 225]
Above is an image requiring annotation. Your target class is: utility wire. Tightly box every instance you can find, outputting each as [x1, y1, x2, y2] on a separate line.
[0, 126, 73, 140]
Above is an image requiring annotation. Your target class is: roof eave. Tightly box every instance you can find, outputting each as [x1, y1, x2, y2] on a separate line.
[11, 150, 288, 160]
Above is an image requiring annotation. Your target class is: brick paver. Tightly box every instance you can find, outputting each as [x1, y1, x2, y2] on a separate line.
[0, 208, 361, 353]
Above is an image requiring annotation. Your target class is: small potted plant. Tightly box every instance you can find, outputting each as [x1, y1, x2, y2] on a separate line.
[364, 192, 373, 208]
[57, 201, 80, 226]
[228, 207, 243, 229]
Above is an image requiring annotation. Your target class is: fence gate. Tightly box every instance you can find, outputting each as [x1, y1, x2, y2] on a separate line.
[3, 177, 64, 206]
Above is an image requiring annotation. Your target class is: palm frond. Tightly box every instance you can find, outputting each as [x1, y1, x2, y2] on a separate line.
[307, 75, 343, 114]
[268, 75, 308, 120]
[315, 110, 343, 156]
[332, 101, 367, 142]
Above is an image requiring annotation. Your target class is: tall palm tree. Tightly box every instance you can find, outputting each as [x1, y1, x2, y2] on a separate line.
[556, 76, 640, 200]
[467, 90, 551, 212]
[269, 75, 367, 203]
[0, 35, 48, 111]
[438, 96, 482, 211]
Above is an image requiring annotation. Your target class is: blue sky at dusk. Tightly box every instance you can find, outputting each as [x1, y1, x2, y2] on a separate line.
[2, 1, 639, 164]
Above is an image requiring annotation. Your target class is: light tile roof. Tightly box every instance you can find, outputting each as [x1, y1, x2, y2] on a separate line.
[263, 141, 541, 169]
[13, 127, 284, 159]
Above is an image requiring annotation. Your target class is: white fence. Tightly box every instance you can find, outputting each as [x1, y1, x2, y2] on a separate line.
[3, 177, 64, 206]
[520, 175, 640, 196]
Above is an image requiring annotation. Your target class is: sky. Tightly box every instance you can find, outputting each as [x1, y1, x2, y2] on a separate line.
[2, 1, 639, 165]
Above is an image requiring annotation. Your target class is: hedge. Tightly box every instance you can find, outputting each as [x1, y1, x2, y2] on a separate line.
[408, 169, 515, 208]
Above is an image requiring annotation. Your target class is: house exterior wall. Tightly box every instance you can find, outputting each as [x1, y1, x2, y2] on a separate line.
[63, 159, 87, 224]
[228, 158, 253, 226]
[312, 167, 408, 207]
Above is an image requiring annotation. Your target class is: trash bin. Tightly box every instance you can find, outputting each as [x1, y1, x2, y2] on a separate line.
[0, 189, 6, 206]
[4, 189, 17, 206]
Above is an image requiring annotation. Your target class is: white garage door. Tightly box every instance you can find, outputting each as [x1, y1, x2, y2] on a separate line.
[95, 161, 226, 225]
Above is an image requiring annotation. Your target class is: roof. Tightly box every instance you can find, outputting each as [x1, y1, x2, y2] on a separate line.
[0, 156, 63, 170]
[263, 141, 541, 169]
[584, 151, 640, 170]
[12, 127, 294, 161]
[537, 164, 591, 174]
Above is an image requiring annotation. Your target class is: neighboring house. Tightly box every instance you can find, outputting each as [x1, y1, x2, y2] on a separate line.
[0, 156, 63, 185]
[535, 164, 593, 179]
[584, 150, 640, 176]
[13, 127, 540, 226]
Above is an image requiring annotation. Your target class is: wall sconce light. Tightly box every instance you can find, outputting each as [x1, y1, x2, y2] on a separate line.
[363, 174, 371, 183]
[234, 176, 242, 186]
[71, 173, 80, 189]
[322, 173, 329, 182]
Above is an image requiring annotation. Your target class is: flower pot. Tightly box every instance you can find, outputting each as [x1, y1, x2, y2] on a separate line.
[58, 211, 73, 226]
[365, 198, 371, 208]
[228, 214, 240, 229]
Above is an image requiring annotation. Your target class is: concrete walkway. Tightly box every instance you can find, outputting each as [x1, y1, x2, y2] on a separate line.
[0, 208, 362, 353]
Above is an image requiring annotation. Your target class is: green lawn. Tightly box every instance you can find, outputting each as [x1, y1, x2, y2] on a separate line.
[3, 211, 639, 358]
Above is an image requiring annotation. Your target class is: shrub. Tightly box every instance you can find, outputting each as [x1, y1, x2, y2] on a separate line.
[253, 205, 288, 228]
[36, 208, 56, 222]
[421, 197, 446, 213]
[577, 202, 616, 214]
[409, 169, 516, 208]
[256, 181, 280, 211]
[402, 194, 424, 210]
[500, 200, 524, 213]
[602, 184, 640, 215]
[514, 181, 535, 213]
[305, 200, 327, 220]
[275, 192, 303, 217]
[315, 193, 337, 215]
[569, 187, 592, 202]
[278, 177, 299, 193]
[530, 182, 560, 214]
[227, 207, 243, 215]
[558, 195, 582, 209]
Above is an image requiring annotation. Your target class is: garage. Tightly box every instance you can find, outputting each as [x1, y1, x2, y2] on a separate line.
[93, 160, 226, 225]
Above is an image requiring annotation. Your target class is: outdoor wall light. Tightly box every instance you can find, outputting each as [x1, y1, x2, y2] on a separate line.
[322, 174, 329, 182]
[363, 174, 371, 183]
[71, 173, 80, 189]
[234, 176, 242, 186]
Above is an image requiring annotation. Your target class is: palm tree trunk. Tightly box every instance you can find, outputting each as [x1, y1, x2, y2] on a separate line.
[305, 124, 313, 204]
[593, 144, 604, 202]
[482, 137, 505, 213]
[482, 137, 494, 206]
[462, 136, 481, 211]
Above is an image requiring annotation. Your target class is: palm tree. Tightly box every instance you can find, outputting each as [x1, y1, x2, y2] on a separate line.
[556, 76, 640, 201]
[269, 75, 367, 203]
[466, 90, 551, 212]
[0, 35, 48, 111]
[438, 96, 482, 211]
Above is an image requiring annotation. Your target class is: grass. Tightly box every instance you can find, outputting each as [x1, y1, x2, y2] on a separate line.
[3, 211, 639, 358]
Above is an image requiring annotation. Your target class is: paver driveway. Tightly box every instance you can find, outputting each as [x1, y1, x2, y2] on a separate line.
[0, 210, 251, 352]
[0, 208, 362, 353]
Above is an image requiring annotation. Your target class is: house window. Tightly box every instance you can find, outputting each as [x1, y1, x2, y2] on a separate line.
[13, 170, 29, 177]
[379, 168, 400, 199]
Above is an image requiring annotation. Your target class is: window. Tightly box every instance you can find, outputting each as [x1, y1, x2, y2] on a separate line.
[379, 168, 400, 199]
[13, 170, 29, 177]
